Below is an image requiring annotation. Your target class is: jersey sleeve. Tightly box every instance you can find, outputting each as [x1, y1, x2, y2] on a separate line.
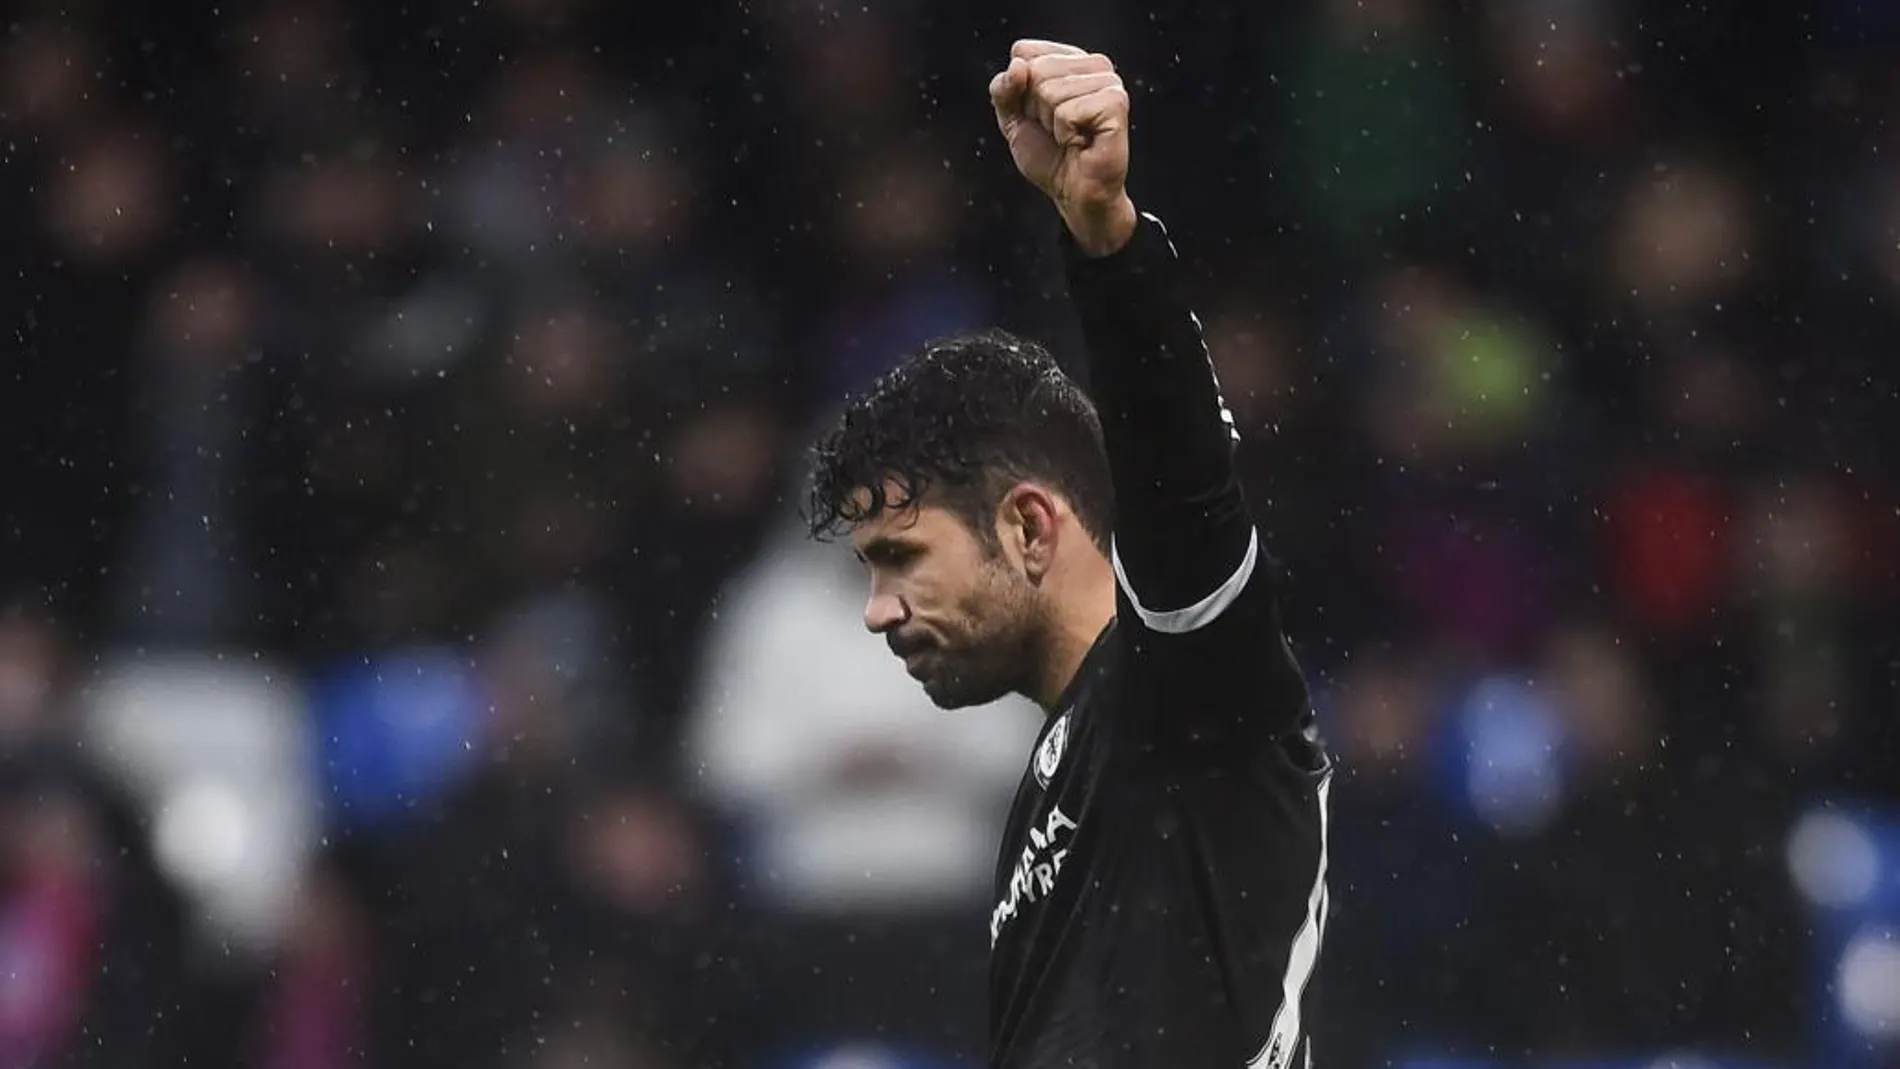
[1061, 212, 1311, 740]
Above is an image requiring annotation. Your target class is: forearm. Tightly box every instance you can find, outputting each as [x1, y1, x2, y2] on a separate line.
[1061, 210, 1254, 613]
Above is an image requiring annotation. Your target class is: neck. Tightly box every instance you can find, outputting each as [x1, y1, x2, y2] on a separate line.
[1030, 556, 1118, 713]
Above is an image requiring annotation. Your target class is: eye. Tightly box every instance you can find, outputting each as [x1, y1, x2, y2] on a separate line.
[862, 542, 922, 570]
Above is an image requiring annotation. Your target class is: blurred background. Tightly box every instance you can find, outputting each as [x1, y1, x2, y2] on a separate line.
[1, 0, 1896, 1067]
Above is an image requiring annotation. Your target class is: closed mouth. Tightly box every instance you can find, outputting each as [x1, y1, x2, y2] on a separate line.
[888, 634, 933, 662]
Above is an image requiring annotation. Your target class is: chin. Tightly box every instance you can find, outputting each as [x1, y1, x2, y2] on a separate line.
[921, 668, 1011, 710]
[914, 625, 1037, 709]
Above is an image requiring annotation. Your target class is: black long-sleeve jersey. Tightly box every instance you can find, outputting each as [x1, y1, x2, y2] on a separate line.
[987, 213, 1333, 1069]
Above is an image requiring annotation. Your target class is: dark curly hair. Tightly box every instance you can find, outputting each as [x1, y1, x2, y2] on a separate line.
[806, 329, 1113, 552]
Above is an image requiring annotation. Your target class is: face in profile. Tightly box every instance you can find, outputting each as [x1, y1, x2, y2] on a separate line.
[849, 487, 1044, 709]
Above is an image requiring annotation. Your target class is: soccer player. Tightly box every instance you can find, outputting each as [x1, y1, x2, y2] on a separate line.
[804, 39, 1333, 1069]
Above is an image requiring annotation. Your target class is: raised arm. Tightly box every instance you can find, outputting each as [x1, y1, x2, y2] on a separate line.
[1062, 214, 1254, 627]
[992, 41, 1256, 630]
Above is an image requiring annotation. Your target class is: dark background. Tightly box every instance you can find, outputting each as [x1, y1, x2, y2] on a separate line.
[2, 0, 1896, 1067]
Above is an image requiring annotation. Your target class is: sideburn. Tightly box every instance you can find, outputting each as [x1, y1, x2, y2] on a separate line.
[979, 551, 1051, 701]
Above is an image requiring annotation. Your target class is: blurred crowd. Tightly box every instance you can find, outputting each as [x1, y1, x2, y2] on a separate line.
[2, 0, 1896, 1067]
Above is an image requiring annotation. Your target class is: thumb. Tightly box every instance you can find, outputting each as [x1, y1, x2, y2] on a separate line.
[989, 57, 1029, 123]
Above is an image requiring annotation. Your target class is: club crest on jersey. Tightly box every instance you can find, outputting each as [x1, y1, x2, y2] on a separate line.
[1034, 711, 1070, 788]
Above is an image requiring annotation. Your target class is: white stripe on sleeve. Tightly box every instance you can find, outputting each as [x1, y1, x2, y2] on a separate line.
[1110, 526, 1259, 634]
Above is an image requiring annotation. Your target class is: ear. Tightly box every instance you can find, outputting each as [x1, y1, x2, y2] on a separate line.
[996, 484, 1063, 582]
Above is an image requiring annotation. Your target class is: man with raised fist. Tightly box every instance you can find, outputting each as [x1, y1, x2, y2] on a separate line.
[805, 39, 1332, 1068]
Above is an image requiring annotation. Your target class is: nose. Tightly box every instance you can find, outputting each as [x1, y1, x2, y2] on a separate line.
[864, 591, 909, 635]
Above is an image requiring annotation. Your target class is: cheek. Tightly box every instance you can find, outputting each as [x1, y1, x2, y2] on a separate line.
[903, 569, 976, 636]
[919, 578, 975, 634]
[957, 563, 1032, 636]
[909, 548, 1029, 639]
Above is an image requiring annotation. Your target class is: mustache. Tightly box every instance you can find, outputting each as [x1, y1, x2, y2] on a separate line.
[887, 632, 936, 659]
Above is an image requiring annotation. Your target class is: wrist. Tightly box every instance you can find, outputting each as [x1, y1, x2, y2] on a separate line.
[1061, 193, 1139, 258]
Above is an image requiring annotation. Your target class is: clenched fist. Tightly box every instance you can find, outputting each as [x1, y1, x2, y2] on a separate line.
[989, 39, 1138, 258]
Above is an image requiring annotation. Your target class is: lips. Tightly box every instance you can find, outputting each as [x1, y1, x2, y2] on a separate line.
[893, 644, 936, 681]
[887, 633, 933, 661]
